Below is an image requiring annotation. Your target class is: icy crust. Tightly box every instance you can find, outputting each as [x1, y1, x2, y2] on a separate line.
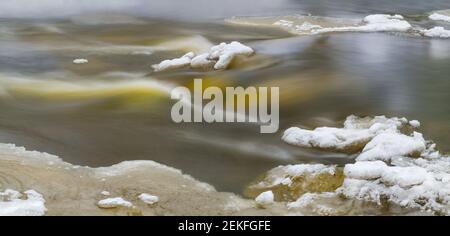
[227, 14, 412, 36]
[151, 41, 254, 72]
[277, 115, 450, 215]
[422, 27, 450, 38]
[0, 189, 47, 216]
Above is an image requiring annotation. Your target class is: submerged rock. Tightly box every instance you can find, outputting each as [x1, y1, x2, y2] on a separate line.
[245, 164, 344, 202]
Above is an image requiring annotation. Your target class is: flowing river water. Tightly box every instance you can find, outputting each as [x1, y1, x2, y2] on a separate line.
[0, 0, 450, 215]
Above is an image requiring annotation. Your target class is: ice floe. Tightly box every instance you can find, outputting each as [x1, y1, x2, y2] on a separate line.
[0, 189, 47, 216]
[227, 14, 412, 36]
[151, 41, 254, 72]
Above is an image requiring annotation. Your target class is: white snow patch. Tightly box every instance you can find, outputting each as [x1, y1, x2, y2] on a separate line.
[0, 189, 47, 216]
[138, 193, 159, 205]
[358, 14, 412, 32]
[409, 120, 421, 128]
[97, 197, 133, 209]
[356, 132, 426, 161]
[422, 27, 450, 38]
[344, 161, 388, 180]
[429, 13, 450, 23]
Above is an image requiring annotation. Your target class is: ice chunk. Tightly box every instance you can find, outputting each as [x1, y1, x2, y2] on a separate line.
[190, 53, 215, 69]
[73, 58, 88, 64]
[283, 127, 373, 153]
[356, 132, 426, 161]
[151, 52, 195, 72]
[97, 197, 133, 209]
[358, 14, 412, 32]
[381, 166, 430, 188]
[409, 120, 421, 128]
[344, 161, 387, 180]
[138, 193, 159, 205]
[282, 115, 408, 153]
[209, 41, 254, 70]
[255, 191, 274, 206]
